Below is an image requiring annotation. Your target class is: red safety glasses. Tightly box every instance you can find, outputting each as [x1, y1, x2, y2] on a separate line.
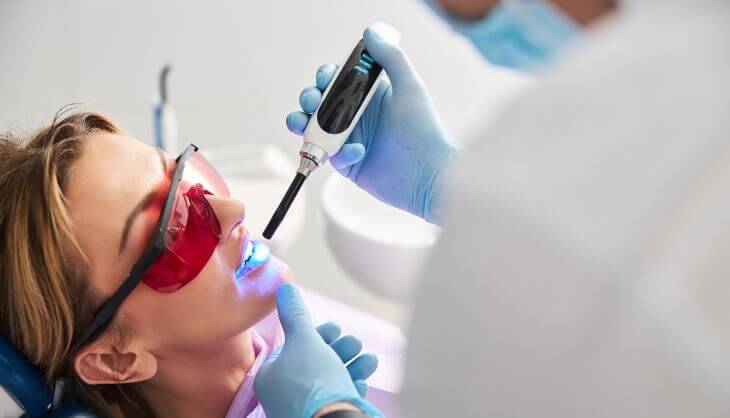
[72, 144, 228, 353]
[142, 148, 229, 292]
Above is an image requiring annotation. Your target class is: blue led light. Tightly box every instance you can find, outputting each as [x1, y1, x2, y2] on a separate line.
[353, 52, 375, 76]
[235, 241, 271, 279]
[250, 242, 270, 265]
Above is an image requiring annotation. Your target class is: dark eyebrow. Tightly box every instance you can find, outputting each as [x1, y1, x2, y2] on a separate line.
[118, 149, 168, 254]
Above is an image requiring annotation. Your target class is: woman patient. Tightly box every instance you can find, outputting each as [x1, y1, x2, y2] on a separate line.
[0, 110, 403, 418]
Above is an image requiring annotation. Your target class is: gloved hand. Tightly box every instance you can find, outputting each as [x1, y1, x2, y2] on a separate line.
[314, 321, 374, 398]
[287, 23, 458, 224]
[254, 284, 382, 418]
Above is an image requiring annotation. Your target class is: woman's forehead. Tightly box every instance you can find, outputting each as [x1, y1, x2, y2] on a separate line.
[68, 134, 164, 207]
[66, 133, 167, 286]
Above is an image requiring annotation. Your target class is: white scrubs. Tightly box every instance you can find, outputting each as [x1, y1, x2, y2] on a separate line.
[403, 0, 730, 416]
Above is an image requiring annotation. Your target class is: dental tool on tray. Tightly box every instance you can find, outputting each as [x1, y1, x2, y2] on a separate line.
[263, 25, 400, 239]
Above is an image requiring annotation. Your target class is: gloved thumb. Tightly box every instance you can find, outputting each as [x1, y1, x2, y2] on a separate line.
[330, 143, 366, 170]
[276, 283, 314, 337]
[363, 22, 421, 91]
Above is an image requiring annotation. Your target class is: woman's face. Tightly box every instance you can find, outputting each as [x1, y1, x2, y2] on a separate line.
[67, 134, 292, 358]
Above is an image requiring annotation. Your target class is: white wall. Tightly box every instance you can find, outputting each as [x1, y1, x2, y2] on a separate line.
[0, 0, 530, 326]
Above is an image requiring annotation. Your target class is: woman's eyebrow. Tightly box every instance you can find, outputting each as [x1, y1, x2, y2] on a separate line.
[118, 149, 168, 254]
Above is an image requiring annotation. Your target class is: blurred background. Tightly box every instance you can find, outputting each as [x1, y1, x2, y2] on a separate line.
[0, 0, 532, 327]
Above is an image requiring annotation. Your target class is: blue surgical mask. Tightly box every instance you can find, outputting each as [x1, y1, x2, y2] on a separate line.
[424, 0, 582, 72]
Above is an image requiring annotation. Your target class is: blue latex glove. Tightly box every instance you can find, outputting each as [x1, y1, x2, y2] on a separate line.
[287, 24, 458, 224]
[254, 284, 382, 418]
[315, 322, 374, 397]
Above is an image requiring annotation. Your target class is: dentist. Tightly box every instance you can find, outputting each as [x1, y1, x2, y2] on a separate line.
[256, 1, 730, 417]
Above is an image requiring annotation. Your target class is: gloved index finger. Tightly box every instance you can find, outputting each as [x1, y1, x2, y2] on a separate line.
[276, 283, 314, 337]
[316, 64, 338, 91]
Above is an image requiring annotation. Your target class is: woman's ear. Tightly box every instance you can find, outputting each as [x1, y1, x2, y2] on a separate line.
[74, 338, 157, 385]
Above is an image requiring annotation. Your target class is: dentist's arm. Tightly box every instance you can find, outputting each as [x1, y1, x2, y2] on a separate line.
[287, 24, 458, 225]
[254, 284, 383, 418]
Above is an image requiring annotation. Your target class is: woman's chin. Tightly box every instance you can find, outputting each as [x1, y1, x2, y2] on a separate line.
[234, 254, 293, 319]
[237, 254, 291, 291]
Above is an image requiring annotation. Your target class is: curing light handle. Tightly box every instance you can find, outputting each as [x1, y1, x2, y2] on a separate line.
[263, 29, 393, 240]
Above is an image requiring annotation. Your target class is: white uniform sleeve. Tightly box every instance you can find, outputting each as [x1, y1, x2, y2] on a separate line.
[402, 2, 730, 417]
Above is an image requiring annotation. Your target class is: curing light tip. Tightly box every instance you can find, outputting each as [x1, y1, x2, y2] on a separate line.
[262, 172, 308, 240]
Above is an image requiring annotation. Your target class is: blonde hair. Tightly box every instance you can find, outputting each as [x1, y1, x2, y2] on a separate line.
[0, 108, 153, 417]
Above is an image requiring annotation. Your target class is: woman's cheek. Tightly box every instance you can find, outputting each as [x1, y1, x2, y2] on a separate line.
[231, 255, 293, 325]
[271, 255, 294, 285]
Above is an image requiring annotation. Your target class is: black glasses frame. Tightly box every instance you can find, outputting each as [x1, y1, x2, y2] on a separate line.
[70, 143, 199, 355]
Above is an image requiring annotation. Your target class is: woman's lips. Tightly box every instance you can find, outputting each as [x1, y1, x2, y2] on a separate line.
[238, 241, 270, 278]
[232, 224, 270, 280]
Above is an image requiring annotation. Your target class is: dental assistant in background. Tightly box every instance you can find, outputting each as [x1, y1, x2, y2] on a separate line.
[256, 0, 730, 417]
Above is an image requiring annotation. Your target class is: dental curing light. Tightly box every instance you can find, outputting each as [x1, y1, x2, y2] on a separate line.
[263, 24, 400, 240]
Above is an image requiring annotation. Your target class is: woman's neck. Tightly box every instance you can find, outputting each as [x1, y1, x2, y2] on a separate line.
[140, 330, 256, 418]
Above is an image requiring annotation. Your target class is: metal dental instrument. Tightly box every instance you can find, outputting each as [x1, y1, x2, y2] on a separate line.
[153, 65, 179, 154]
[263, 30, 396, 240]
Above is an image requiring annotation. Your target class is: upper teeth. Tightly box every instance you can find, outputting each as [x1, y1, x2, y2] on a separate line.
[243, 243, 253, 263]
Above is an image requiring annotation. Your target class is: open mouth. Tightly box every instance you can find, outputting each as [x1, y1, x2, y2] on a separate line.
[236, 240, 270, 279]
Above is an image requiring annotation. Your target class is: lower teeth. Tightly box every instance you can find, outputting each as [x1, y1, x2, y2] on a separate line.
[243, 243, 253, 264]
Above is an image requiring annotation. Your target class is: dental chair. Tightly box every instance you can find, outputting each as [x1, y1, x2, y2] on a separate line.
[0, 335, 97, 418]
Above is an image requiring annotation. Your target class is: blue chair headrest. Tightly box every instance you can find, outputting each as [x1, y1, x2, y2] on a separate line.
[0, 334, 52, 417]
[0, 335, 99, 418]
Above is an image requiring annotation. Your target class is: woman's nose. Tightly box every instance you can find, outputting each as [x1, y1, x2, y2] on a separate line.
[206, 195, 246, 237]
